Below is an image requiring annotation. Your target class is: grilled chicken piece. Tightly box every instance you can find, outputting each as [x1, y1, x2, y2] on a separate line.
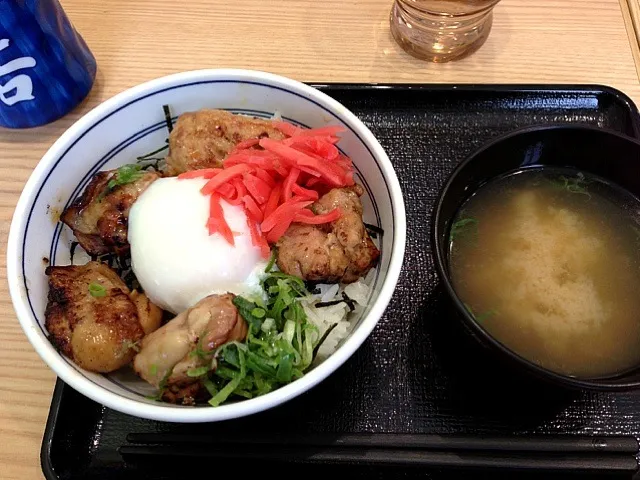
[45, 261, 163, 373]
[276, 184, 380, 284]
[133, 294, 247, 394]
[165, 109, 285, 175]
[61, 169, 160, 256]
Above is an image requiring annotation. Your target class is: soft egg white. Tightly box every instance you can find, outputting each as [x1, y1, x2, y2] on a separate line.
[128, 177, 267, 314]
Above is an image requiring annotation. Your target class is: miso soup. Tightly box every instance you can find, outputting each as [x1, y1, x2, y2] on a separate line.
[448, 168, 640, 378]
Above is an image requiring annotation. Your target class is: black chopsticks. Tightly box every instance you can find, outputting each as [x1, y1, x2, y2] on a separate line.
[126, 432, 639, 453]
[120, 433, 639, 473]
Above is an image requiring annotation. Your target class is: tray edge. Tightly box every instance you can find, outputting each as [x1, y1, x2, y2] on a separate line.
[39, 83, 640, 480]
[41, 379, 67, 480]
[309, 83, 640, 138]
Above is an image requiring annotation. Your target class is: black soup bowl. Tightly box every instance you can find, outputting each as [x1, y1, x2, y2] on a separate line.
[432, 125, 640, 391]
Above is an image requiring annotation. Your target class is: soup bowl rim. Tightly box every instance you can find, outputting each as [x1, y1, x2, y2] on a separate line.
[432, 123, 640, 391]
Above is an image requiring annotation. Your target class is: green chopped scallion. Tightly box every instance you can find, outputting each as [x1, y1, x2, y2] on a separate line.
[264, 248, 277, 273]
[202, 377, 218, 397]
[88, 282, 106, 298]
[201, 270, 330, 407]
[186, 366, 209, 378]
[107, 164, 144, 190]
[209, 346, 246, 407]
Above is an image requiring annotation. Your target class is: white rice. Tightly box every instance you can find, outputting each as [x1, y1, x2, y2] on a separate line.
[300, 267, 376, 362]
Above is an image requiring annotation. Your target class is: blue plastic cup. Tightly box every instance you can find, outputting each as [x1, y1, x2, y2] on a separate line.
[0, 0, 97, 128]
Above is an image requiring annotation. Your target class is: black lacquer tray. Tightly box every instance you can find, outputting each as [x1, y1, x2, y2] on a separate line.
[41, 84, 640, 480]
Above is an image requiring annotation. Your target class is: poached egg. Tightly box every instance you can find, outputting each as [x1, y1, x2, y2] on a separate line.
[128, 177, 267, 314]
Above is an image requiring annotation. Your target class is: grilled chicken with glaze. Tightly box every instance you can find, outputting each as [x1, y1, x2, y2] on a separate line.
[45, 261, 163, 373]
[165, 109, 285, 175]
[276, 184, 380, 284]
[133, 294, 247, 403]
[61, 169, 160, 256]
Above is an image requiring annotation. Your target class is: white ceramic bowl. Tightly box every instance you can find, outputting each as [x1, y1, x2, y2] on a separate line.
[7, 69, 406, 423]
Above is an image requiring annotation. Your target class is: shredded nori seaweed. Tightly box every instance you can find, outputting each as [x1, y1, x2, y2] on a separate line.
[87, 251, 141, 291]
[163, 104, 174, 133]
[69, 241, 79, 264]
[312, 323, 338, 360]
[316, 292, 356, 311]
[364, 222, 384, 239]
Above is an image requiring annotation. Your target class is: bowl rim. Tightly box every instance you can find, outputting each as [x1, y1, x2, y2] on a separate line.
[432, 123, 640, 391]
[7, 68, 407, 422]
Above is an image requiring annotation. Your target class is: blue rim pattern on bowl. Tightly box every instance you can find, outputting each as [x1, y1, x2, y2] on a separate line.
[19, 79, 395, 405]
[22, 80, 395, 322]
[43, 110, 384, 399]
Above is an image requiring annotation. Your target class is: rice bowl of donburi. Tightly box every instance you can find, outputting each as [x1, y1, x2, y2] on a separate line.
[7, 69, 406, 422]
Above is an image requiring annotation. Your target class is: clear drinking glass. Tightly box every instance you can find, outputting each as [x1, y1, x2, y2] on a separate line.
[390, 0, 501, 63]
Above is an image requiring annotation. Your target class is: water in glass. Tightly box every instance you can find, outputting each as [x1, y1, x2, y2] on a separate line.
[390, 0, 501, 62]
